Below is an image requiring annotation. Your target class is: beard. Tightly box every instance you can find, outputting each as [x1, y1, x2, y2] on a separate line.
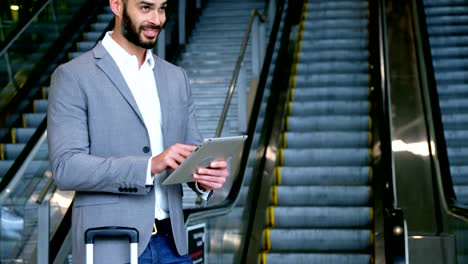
[121, 6, 162, 49]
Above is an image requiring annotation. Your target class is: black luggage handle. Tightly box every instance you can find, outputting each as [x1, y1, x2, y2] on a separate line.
[85, 226, 139, 244]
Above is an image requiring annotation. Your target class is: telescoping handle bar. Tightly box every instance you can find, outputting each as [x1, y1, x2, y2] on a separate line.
[85, 226, 139, 264]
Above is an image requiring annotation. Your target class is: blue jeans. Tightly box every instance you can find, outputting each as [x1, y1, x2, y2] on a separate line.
[138, 234, 192, 264]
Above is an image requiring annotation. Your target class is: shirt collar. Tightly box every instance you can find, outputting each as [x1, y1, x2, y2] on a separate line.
[102, 31, 154, 70]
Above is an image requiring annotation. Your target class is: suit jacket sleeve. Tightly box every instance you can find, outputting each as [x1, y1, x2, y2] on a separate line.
[47, 65, 149, 195]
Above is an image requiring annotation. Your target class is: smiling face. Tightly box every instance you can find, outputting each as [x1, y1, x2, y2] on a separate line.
[110, 0, 167, 55]
[121, 0, 167, 49]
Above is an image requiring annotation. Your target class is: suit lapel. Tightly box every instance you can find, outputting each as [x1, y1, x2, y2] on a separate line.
[153, 56, 169, 145]
[93, 43, 145, 125]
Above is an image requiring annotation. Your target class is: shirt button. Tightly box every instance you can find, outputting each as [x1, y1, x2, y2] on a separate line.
[143, 146, 150, 153]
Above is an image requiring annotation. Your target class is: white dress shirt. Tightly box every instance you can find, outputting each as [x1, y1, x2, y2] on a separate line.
[102, 32, 169, 219]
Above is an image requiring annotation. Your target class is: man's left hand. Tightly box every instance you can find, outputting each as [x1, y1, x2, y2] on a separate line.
[193, 161, 228, 190]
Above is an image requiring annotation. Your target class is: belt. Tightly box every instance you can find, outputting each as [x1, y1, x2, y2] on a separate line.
[152, 218, 171, 235]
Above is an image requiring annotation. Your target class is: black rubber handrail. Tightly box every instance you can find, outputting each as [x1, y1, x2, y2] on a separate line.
[238, 0, 295, 261]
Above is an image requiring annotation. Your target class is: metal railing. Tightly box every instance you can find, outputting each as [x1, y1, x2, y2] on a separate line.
[215, 6, 271, 137]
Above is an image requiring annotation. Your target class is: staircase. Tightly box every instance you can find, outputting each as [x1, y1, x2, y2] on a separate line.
[259, 0, 374, 263]
[177, 0, 266, 139]
[177, 0, 267, 207]
[423, 0, 468, 205]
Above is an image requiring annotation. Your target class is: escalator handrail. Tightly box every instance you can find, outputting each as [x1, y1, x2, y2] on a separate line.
[214, 8, 265, 137]
[0, 0, 52, 57]
[374, 0, 409, 262]
[184, 0, 285, 222]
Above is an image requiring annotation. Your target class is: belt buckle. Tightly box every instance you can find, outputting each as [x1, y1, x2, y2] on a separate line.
[152, 222, 157, 235]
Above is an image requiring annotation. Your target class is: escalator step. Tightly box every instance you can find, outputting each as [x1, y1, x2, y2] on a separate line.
[266, 228, 371, 251]
[293, 73, 369, 87]
[444, 130, 468, 144]
[437, 84, 468, 99]
[300, 39, 368, 51]
[288, 100, 369, 116]
[0, 160, 48, 177]
[283, 132, 369, 148]
[447, 147, 468, 165]
[12, 128, 36, 144]
[271, 206, 371, 228]
[278, 166, 370, 185]
[296, 50, 368, 62]
[90, 22, 109, 32]
[23, 113, 46, 128]
[83, 31, 102, 42]
[286, 116, 370, 132]
[307, 1, 368, 11]
[295, 61, 369, 74]
[76, 41, 97, 51]
[292, 87, 369, 101]
[262, 253, 370, 264]
[97, 13, 113, 22]
[1, 143, 49, 160]
[2, 144, 25, 160]
[274, 185, 370, 206]
[281, 148, 370, 166]
[33, 100, 48, 113]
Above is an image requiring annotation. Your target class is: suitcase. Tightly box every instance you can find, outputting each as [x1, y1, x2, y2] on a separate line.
[84, 226, 139, 264]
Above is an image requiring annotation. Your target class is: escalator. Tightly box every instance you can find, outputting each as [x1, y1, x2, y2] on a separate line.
[0, 4, 112, 190]
[422, 0, 468, 205]
[258, 0, 373, 263]
[0, 0, 88, 96]
[0, 1, 114, 262]
[0, 0, 408, 263]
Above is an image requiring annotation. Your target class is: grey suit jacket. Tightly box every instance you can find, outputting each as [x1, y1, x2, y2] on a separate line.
[47, 42, 202, 264]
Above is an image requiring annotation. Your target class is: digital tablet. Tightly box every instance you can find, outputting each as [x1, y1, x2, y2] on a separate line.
[162, 135, 248, 185]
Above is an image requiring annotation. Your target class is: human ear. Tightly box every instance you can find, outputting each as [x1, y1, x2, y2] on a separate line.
[109, 0, 123, 17]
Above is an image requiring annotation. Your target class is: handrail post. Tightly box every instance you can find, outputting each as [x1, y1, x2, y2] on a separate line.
[50, 0, 59, 34]
[36, 175, 55, 264]
[37, 200, 50, 264]
[178, 0, 186, 45]
[251, 16, 260, 78]
[268, 0, 276, 30]
[238, 64, 247, 133]
[259, 20, 266, 65]
[4, 52, 18, 90]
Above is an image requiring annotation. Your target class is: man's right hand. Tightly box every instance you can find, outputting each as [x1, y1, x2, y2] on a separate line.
[150, 144, 196, 175]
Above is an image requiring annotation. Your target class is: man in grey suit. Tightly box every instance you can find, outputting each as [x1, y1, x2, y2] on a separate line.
[47, 0, 229, 263]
